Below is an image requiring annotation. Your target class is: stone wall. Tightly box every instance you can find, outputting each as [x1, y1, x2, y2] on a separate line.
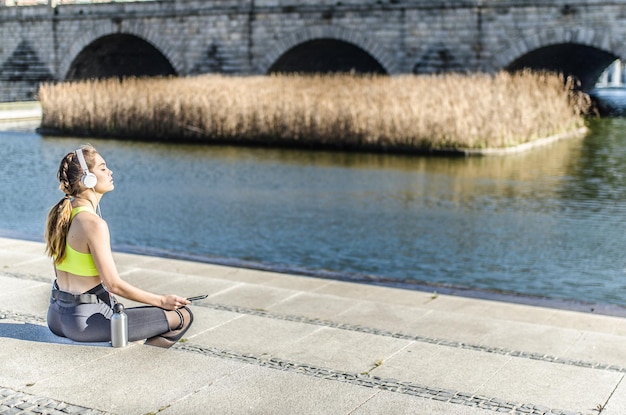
[1, 0, 626, 102]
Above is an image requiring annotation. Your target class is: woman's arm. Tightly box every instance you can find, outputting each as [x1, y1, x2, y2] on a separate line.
[86, 215, 189, 310]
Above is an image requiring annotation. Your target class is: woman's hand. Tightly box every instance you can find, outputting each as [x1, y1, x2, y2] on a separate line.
[160, 295, 191, 310]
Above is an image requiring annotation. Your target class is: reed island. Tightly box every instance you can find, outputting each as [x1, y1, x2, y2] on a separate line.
[37, 71, 592, 155]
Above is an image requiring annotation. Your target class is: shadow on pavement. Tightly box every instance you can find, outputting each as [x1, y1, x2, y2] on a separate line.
[0, 322, 110, 347]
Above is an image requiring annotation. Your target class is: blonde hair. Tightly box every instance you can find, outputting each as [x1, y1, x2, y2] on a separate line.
[45, 145, 98, 264]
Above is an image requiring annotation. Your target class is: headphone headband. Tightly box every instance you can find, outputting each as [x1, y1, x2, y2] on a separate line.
[75, 148, 97, 189]
[75, 148, 89, 173]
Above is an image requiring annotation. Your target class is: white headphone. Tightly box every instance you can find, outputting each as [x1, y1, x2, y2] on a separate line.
[75, 148, 97, 189]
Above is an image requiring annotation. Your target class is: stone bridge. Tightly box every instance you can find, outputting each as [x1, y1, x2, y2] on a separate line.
[1, 0, 624, 102]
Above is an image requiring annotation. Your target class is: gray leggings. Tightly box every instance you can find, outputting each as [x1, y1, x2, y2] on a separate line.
[47, 283, 170, 343]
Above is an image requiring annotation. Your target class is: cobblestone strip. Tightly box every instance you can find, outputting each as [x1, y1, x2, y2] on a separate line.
[0, 387, 110, 415]
[204, 302, 626, 374]
[173, 342, 582, 415]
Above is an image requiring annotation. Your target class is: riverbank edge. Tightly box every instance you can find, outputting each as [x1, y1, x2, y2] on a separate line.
[4, 229, 626, 319]
[1, 100, 589, 156]
[454, 126, 589, 156]
[0, 100, 42, 123]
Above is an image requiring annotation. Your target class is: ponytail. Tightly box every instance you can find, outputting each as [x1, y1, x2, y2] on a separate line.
[44, 196, 73, 264]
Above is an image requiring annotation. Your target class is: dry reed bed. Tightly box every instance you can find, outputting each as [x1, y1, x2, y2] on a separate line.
[38, 72, 591, 151]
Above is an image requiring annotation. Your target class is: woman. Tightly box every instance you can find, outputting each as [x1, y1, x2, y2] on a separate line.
[45, 144, 193, 348]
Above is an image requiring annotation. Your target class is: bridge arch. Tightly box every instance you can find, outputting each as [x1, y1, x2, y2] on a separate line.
[257, 26, 395, 75]
[493, 27, 623, 91]
[59, 22, 182, 81]
[268, 39, 387, 75]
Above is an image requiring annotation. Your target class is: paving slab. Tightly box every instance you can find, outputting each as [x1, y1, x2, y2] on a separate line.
[480, 359, 621, 412]
[371, 341, 513, 395]
[350, 390, 500, 415]
[0, 337, 112, 390]
[333, 299, 432, 330]
[467, 317, 584, 356]
[27, 345, 245, 414]
[140, 256, 238, 280]
[279, 326, 412, 374]
[313, 279, 437, 306]
[564, 331, 626, 367]
[545, 309, 626, 335]
[423, 294, 561, 325]
[0, 248, 45, 269]
[267, 291, 362, 320]
[602, 376, 626, 415]
[158, 364, 378, 415]
[0, 275, 51, 316]
[207, 282, 302, 310]
[4, 255, 56, 278]
[192, 314, 324, 356]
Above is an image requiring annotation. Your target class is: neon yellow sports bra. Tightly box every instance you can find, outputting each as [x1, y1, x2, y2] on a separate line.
[55, 206, 99, 277]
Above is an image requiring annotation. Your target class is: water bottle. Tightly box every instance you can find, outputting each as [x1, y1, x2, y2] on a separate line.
[110, 303, 128, 347]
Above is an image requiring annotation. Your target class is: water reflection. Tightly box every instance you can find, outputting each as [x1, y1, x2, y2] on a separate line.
[1, 120, 626, 308]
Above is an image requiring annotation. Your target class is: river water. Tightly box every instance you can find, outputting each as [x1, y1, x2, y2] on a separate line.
[2, 118, 626, 312]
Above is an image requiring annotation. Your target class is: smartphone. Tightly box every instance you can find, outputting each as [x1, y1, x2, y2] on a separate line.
[186, 294, 208, 302]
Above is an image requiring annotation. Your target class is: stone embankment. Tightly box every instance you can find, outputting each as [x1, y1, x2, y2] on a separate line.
[1, 236, 626, 414]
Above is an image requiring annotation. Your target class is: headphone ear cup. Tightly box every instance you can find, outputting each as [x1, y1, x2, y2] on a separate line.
[82, 172, 98, 188]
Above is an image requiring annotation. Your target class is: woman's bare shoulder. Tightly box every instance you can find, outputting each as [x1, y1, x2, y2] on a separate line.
[74, 211, 109, 233]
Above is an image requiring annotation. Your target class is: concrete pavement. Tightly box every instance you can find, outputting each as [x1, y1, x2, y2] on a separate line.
[1, 236, 626, 415]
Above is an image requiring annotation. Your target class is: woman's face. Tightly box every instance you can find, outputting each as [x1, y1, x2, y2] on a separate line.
[91, 153, 114, 193]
